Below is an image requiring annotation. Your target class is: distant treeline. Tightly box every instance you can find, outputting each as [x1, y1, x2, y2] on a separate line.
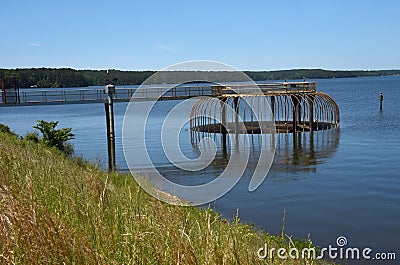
[1, 68, 399, 88]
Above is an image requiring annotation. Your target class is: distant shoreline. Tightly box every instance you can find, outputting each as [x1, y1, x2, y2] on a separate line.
[1, 68, 400, 89]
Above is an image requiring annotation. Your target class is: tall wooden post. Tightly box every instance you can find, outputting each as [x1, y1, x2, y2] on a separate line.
[220, 97, 227, 154]
[104, 84, 116, 172]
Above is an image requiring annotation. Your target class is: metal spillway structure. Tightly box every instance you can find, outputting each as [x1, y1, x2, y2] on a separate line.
[0, 78, 340, 172]
[190, 82, 340, 144]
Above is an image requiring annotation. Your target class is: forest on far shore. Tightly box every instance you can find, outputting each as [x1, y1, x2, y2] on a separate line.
[1, 68, 399, 88]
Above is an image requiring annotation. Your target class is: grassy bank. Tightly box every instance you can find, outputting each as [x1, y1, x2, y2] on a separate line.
[0, 131, 330, 264]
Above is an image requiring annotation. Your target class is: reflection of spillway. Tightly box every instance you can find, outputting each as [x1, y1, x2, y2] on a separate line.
[192, 129, 340, 175]
[190, 82, 340, 175]
[272, 129, 340, 173]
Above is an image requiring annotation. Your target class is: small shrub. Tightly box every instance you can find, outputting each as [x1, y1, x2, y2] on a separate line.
[24, 131, 40, 143]
[32, 120, 75, 155]
[0, 123, 17, 136]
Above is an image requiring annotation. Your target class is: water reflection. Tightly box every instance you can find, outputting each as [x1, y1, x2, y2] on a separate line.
[272, 129, 340, 175]
[124, 99, 340, 187]
[190, 129, 340, 183]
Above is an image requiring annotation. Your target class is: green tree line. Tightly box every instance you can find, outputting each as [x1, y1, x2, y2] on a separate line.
[1, 67, 399, 88]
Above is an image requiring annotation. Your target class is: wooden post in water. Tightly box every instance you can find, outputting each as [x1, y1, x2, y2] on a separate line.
[220, 97, 228, 155]
[104, 84, 116, 172]
[379, 92, 384, 111]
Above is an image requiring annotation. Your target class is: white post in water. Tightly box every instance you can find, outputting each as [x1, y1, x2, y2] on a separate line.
[104, 84, 116, 171]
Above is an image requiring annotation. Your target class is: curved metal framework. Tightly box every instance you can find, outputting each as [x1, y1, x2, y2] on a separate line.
[190, 82, 340, 140]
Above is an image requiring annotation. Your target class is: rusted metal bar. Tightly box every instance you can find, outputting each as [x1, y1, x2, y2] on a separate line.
[189, 82, 339, 145]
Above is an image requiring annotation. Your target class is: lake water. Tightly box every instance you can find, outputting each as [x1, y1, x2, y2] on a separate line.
[1, 76, 399, 263]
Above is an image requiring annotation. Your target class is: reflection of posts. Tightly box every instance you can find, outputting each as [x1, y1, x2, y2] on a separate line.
[104, 84, 116, 172]
[379, 92, 384, 111]
[309, 130, 315, 158]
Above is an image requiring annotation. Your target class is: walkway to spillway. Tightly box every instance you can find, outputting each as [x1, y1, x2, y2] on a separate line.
[1, 81, 317, 106]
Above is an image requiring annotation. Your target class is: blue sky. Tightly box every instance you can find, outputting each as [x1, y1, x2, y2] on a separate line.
[1, 0, 400, 70]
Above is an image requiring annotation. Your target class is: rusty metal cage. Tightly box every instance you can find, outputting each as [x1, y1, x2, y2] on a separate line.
[190, 82, 339, 143]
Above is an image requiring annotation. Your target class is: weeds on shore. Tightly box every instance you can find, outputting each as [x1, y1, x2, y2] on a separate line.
[0, 130, 332, 264]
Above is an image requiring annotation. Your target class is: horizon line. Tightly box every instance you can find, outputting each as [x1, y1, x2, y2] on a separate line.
[2, 67, 400, 72]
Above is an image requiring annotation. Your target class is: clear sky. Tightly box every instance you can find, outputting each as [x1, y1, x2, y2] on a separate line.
[1, 0, 400, 70]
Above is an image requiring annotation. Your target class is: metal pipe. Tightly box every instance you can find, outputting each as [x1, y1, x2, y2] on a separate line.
[104, 84, 116, 172]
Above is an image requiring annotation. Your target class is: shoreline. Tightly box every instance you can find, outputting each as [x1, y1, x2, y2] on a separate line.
[0, 128, 333, 264]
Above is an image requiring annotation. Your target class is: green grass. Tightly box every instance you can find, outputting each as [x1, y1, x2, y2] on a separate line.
[0, 132, 333, 264]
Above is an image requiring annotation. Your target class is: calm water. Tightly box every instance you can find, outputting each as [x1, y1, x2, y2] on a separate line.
[1, 76, 400, 263]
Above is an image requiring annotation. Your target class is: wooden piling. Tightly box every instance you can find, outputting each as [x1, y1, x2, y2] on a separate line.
[220, 97, 228, 153]
[104, 84, 116, 172]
